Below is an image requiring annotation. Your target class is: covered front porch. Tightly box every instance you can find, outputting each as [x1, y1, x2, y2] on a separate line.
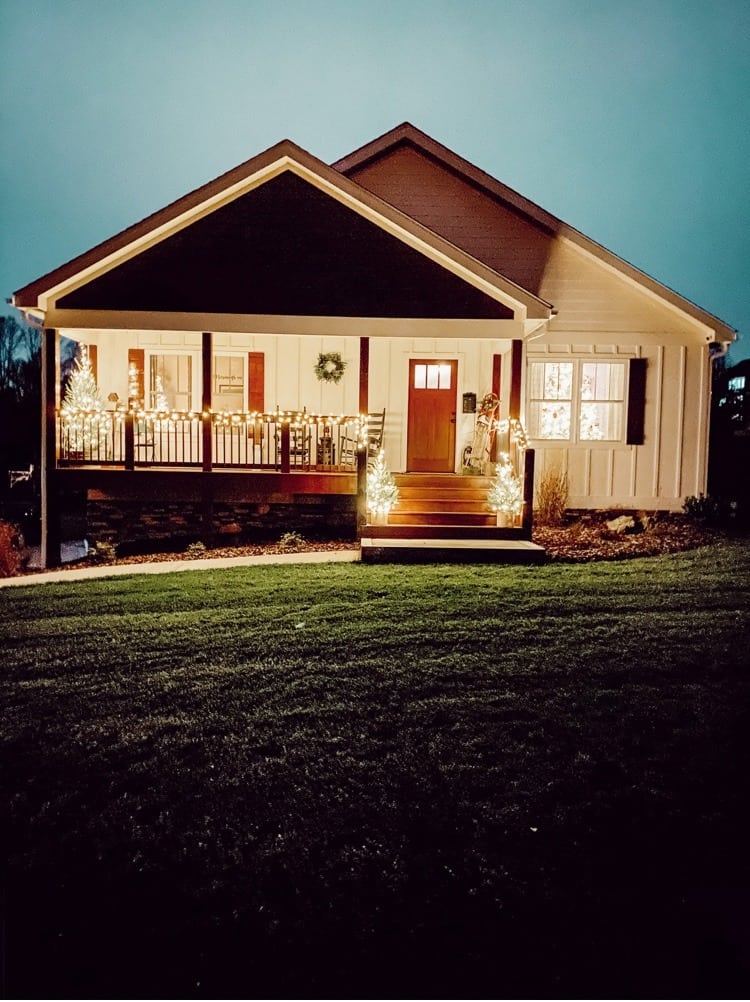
[41, 326, 540, 562]
[18, 141, 553, 565]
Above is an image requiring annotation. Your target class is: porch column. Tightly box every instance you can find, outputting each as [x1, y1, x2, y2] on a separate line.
[201, 332, 213, 472]
[40, 328, 61, 568]
[201, 332, 214, 544]
[359, 337, 369, 413]
[509, 339, 523, 421]
[491, 353, 502, 462]
[522, 447, 535, 539]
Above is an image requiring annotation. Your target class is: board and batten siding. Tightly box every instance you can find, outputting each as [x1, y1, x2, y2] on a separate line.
[527, 340, 710, 510]
[70, 331, 362, 416]
[63, 331, 515, 474]
[369, 337, 514, 473]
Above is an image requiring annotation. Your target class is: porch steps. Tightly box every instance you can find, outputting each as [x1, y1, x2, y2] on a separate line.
[361, 473, 545, 564]
[388, 473, 497, 527]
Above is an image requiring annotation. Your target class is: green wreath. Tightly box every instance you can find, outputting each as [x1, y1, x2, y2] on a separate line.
[314, 351, 347, 384]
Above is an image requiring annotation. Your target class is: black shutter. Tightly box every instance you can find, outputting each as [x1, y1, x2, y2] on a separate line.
[626, 358, 647, 445]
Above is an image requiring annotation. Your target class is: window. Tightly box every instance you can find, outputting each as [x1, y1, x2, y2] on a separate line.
[528, 360, 626, 442]
[149, 354, 193, 411]
[528, 361, 573, 439]
[579, 362, 625, 440]
[213, 354, 245, 411]
[414, 363, 452, 390]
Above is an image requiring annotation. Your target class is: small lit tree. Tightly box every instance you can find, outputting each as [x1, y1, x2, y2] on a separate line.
[61, 343, 107, 455]
[367, 449, 399, 519]
[488, 453, 523, 523]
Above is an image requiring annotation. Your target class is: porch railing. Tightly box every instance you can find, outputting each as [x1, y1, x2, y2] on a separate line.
[57, 409, 365, 472]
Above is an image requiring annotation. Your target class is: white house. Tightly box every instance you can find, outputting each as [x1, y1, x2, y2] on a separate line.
[13, 123, 735, 565]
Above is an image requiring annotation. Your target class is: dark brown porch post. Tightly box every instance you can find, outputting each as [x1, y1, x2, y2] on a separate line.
[40, 328, 61, 568]
[521, 447, 535, 539]
[509, 339, 523, 421]
[491, 353, 502, 462]
[201, 332, 213, 472]
[356, 445, 367, 536]
[359, 336, 369, 413]
[201, 332, 214, 544]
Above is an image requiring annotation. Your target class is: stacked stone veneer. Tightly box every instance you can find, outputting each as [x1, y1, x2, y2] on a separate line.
[87, 496, 358, 550]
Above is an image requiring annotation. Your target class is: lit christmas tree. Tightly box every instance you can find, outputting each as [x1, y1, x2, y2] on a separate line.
[488, 454, 523, 520]
[153, 373, 169, 411]
[367, 449, 399, 518]
[61, 343, 106, 455]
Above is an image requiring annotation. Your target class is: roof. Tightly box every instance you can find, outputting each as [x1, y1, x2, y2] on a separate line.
[12, 136, 551, 322]
[12, 122, 735, 343]
[334, 122, 737, 343]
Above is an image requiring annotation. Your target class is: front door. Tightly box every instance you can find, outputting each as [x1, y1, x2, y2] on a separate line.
[407, 359, 458, 472]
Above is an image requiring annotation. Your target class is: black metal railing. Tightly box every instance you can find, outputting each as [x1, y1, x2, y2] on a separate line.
[57, 409, 364, 473]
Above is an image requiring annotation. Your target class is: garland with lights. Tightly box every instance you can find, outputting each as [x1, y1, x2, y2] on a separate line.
[314, 352, 347, 384]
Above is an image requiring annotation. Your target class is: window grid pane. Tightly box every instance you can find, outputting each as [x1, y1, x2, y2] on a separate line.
[414, 364, 427, 389]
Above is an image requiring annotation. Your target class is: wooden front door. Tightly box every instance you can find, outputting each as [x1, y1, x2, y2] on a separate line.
[407, 359, 458, 472]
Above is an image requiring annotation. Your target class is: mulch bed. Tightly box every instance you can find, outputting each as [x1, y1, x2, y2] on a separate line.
[7, 514, 722, 577]
[69, 514, 720, 571]
[532, 512, 718, 562]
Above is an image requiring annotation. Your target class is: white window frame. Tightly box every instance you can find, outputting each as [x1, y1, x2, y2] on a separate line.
[145, 349, 198, 413]
[527, 359, 628, 444]
[212, 351, 248, 411]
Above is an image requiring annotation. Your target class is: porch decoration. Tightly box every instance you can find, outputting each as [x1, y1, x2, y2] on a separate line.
[314, 351, 347, 384]
[61, 343, 107, 454]
[488, 453, 523, 526]
[367, 449, 399, 522]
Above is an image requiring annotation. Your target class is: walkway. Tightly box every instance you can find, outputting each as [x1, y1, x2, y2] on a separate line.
[0, 548, 360, 588]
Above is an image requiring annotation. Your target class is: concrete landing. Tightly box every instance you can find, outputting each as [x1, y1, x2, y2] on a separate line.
[360, 535, 546, 564]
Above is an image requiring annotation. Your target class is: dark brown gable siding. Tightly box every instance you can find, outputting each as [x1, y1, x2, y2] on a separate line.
[344, 143, 555, 298]
[57, 172, 512, 320]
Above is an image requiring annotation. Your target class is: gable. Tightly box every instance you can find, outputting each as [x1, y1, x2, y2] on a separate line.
[337, 125, 735, 342]
[54, 171, 514, 320]
[343, 141, 558, 297]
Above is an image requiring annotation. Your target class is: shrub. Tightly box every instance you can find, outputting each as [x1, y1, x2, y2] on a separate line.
[683, 494, 720, 525]
[0, 520, 25, 577]
[89, 540, 117, 564]
[278, 531, 305, 550]
[535, 466, 569, 526]
[186, 541, 208, 558]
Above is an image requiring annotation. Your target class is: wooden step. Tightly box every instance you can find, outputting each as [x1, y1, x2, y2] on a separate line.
[364, 524, 525, 540]
[393, 473, 491, 489]
[396, 487, 491, 502]
[388, 511, 497, 526]
[393, 498, 494, 513]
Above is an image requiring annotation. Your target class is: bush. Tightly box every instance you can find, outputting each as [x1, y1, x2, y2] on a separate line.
[89, 540, 117, 564]
[535, 466, 569, 526]
[683, 493, 721, 525]
[0, 519, 25, 577]
[186, 541, 208, 558]
[278, 531, 305, 550]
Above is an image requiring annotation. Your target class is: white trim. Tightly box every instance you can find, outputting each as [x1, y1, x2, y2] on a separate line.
[38, 156, 536, 319]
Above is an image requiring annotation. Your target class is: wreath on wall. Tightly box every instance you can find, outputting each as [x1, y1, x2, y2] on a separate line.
[314, 352, 347, 384]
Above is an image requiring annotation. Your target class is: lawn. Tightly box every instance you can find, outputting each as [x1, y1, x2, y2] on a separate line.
[3, 542, 750, 997]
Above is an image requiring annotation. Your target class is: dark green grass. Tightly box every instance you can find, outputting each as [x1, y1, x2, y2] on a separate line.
[3, 542, 750, 997]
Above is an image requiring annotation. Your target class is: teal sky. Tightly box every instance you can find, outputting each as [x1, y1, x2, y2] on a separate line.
[2, 0, 748, 358]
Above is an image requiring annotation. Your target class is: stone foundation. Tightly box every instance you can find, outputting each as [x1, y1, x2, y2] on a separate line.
[87, 495, 358, 553]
